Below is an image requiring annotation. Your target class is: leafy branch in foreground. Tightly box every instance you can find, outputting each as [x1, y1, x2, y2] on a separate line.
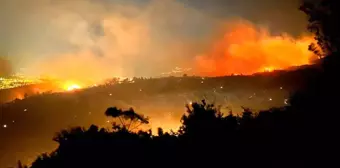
[105, 107, 149, 131]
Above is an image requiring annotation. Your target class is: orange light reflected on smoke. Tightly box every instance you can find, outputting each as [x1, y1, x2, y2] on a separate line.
[195, 20, 318, 76]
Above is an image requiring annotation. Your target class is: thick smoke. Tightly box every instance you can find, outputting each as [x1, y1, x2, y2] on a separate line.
[2, 0, 312, 83]
[0, 57, 13, 77]
[3, 0, 210, 83]
[195, 19, 317, 76]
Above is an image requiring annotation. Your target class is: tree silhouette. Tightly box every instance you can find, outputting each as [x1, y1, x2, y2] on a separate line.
[179, 100, 229, 138]
[300, 0, 340, 55]
[105, 107, 149, 131]
[17, 161, 28, 168]
[24, 96, 328, 168]
[289, 0, 340, 159]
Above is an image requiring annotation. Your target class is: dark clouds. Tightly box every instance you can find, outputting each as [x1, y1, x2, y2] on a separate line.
[179, 0, 308, 36]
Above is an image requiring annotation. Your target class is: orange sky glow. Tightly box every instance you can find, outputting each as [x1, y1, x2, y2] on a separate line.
[195, 20, 317, 76]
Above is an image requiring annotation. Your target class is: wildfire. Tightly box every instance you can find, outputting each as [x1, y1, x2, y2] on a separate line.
[66, 84, 81, 91]
[62, 81, 82, 91]
[195, 19, 318, 76]
[262, 66, 276, 72]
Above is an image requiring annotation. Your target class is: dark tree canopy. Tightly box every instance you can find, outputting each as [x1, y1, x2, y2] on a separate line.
[27, 101, 307, 168]
[300, 0, 340, 56]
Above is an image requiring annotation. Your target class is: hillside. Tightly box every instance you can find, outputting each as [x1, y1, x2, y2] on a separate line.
[0, 64, 321, 167]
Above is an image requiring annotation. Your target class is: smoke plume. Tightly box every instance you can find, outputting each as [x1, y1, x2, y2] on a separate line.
[195, 20, 317, 76]
[2, 0, 314, 82]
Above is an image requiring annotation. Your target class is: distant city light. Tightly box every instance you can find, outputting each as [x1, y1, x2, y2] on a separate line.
[0, 76, 42, 90]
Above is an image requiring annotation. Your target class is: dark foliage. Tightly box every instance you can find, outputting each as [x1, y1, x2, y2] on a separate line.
[26, 101, 305, 168]
[300, 0, 340, 55]
[290, 0, 340, 159]
[105, 107, 149, 131]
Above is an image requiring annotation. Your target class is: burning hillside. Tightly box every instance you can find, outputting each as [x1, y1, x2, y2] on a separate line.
[1, 18, 320, 93]
[195, 20, 318, 76]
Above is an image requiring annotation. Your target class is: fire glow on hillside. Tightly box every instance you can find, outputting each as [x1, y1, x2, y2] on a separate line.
[1, 20, 319, 92]
[195, 20, 318, 76]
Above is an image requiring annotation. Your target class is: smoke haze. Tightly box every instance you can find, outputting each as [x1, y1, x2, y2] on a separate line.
[1, 0, 313, 82]
[195, 20, 316, 76]
[0, 57, 13, 77]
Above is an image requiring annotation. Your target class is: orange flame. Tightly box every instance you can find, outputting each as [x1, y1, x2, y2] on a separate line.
[195, 20, 318, 76]
[61, 81, 82, 91]
[66, 84, 81, 91]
